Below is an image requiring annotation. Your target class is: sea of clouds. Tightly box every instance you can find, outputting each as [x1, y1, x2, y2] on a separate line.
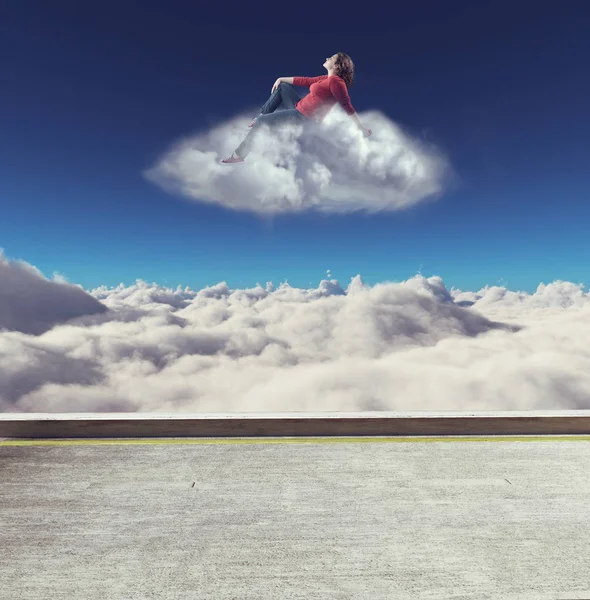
[1, 250, 589, 413]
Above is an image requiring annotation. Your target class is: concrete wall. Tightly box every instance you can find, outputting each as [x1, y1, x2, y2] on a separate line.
[1, 411, 590, 438]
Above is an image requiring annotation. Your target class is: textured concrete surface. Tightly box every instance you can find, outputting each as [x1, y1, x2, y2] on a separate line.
[2, 437, 590, 599]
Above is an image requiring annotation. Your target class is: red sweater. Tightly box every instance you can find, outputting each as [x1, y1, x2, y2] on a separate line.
[293, 75, 356, 123]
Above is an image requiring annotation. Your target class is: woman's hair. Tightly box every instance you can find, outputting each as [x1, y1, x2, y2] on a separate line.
[335, 52, 355, 87]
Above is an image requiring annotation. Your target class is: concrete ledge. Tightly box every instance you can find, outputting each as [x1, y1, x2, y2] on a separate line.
[1, 411, 590, 438]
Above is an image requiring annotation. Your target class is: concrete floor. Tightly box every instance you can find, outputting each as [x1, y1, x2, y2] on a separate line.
[1, 437, 590, 599]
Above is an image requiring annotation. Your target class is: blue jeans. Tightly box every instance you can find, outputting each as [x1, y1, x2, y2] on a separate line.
[235, 82, 309, 158]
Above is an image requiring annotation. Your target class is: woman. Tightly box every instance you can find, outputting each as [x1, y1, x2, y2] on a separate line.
[221, 52, 372, 164]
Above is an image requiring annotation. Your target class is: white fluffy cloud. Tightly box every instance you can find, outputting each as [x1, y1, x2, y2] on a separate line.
[0, 251, 107, 335]
[1, 249, 590, 413]
[144, 108, 451, 216]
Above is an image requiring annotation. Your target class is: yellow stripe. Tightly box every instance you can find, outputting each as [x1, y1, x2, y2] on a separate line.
[1, 435, 590, 446]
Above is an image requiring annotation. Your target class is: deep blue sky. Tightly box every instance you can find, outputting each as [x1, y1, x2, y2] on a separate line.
[1, 0, 589, 293]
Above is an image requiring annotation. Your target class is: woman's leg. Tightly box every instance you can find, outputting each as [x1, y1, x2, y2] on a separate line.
[259, 82, 303, 115]
[236, 109, 307, 158]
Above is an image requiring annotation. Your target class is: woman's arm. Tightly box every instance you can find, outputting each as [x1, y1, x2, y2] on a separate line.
[272, 77, 294, 92]
[349, 111, 372, 137]
[329, 78, 372, 137]
[274, 76, 325, 91]
[291, 75, 328, 87]
[349, 112, 364, 129]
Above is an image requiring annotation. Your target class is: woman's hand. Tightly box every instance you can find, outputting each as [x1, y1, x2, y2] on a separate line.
[362, 127, 372, 138]
[272, 78, 284, 93]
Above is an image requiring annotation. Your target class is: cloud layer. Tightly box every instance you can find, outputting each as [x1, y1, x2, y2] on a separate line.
[145, 108, 452, 216]
[0, 252, 107, 335]
[1, 250, 590, 413]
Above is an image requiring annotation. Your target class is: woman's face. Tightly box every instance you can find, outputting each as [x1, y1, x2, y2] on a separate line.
[323, 54, 338, 70]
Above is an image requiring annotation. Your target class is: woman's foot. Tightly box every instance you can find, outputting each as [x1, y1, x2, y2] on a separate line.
[220, 151, 245, 164]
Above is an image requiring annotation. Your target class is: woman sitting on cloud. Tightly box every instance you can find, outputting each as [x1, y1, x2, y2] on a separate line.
[221, 52, 372, 164]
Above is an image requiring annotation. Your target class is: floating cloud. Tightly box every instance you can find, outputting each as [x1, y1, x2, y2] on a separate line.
[1, 251, 590, 413]
[145, 108, 452, 216]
